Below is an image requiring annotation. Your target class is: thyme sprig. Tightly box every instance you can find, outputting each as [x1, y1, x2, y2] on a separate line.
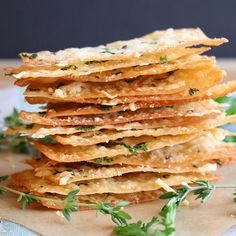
[114, 180, 236, 236]
[0, 176, 130, 224]
[0, 176, 235, 235]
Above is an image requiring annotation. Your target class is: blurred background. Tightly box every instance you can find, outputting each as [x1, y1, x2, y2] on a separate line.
[0, 0, 236, 117]
[0, 0, 236, 58]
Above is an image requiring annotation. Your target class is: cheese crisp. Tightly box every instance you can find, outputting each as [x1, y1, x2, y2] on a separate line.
[5, 28, 236, 209]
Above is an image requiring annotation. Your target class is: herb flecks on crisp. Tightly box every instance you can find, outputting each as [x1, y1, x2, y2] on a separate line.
[85, 60, 103, 65]
[61, 65, 77, 71]
[99, 105, 112, 111]
[93, 157, 114, 164]
[123, 143, 148, 154]
[101, 47, 116, 55]
[21, 53, 38, 59]
[76, 126, 96, 131]
[160, 56, 168, 64]
[189, 87, 199, 96]
[40, 136, 58, 144]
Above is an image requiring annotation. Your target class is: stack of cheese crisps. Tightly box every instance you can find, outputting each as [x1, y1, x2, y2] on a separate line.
[6, 28, 236, 209]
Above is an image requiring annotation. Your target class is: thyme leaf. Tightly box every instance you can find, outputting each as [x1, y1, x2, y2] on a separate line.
[160, 56, 168, 64]
[123, 143, 148, 154]
[76, 126, 96, 131]
[188, 88, 199, 96]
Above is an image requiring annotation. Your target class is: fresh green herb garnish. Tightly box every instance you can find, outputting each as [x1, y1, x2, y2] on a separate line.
[76, 126, 96, 131]
[223, 136, 236, 143]
[0, 133, 36, 154]
[0, 176, 235, 233]
[123, 143, 148, 154]
[114, 180, 236, 236]
[21, 53, 38, 59]
[0, 176, 130, 223]
[0, 108, 36, 154]
[160, 56, 168, 64]
[93, 157, 113, 164]
[4, 108, 24, 128]
[215, 96, 236, 116]
[61, 65, 77, 70]
[188, 88, 199, 96]
[62, 189, 80, 221]
[0, 176, 8, 182]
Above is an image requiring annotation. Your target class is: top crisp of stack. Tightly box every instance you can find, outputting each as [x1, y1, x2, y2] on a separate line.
[6, 28, 236, 209]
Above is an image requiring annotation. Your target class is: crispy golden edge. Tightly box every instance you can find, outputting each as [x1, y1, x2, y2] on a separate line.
[31, 132, 203, 162]
[18, 104, 221, 126]
[24, 76, 235, 106]
[14, 53, 212, 85]
[53, 113, 234, 146]
[23, 64, 222, 103]
[11, 169, 218, 196]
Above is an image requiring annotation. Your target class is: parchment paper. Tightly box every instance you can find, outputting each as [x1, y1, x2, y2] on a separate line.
[0, 153, 235, 236]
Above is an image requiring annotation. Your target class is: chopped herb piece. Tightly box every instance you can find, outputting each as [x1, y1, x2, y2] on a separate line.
[123, 142, 148, 154]
[29, 88, 39, 91]
[25, 123, 35, 129]
[215, 159, 222, 166]
[61, 65, 77, 70]
[121, 45, 128, 49]
[93, 157, 114, 164]
[115, 71, 123, 75]
[188, 87, 199, 96]
[100, 47, 116, 54]
[160, 56, 168, 64]
[4, 72, 14, 76]
[99, 105, 112, 111]
[76, 126, 96, 131]
[40, 136, 57, 144]
[39, 111, 46, 116]
[85, 60, 104, 65]
[21, 53, 38, 59]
